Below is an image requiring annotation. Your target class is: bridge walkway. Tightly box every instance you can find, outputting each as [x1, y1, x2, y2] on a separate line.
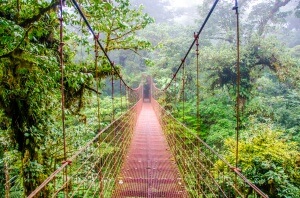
[113, 102, 187, 197]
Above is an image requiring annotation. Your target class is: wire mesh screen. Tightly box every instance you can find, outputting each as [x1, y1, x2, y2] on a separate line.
[28, 100, 142, 198]
[151, 99, 268, 198]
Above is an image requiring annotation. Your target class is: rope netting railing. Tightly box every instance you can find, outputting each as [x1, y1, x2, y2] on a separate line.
[151, 99, 268, 198]
[28, 98, 142, 198]
[151, 78, 164, 101]
[149, 0, 268, 196]
[27, 0, 146, 196]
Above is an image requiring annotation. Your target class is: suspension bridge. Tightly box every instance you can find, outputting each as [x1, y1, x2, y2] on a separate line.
[26, 0, 270, 197]
[28, 80, 267, 198]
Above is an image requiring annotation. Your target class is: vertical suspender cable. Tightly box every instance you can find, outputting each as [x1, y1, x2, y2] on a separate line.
[195, 33, 201, 195]
[94, 34, 103, 196]
[233, 0, 240, 189]
[94, 34, 101, 130]
[70, 0, 135, 92]
[162, 0, 220, 91]
[174, 74, 177, 112]
[111, 64, 115, 122]
[120, 78, 122, 112]
[182, 60, 185, 123]
[195, 32, 200, 131]
[126, 87, 129, 109]
[59, 0, 68, 197]
[174, 74, 176, 96]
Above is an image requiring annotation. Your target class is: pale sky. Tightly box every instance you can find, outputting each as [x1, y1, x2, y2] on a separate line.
[165, 0, 202, 24]
[167, 0, 201, 8]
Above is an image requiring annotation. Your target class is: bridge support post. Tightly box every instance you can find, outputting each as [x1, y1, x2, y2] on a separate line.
[98, 172, 103, 198]
[97, 131, 104, 198]
[234, 1, 241, 196]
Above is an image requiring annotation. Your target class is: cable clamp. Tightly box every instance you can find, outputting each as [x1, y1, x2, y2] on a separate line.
[230, 167, 241, 172]
[94, 33, 100, 40]
[194, 32, 199, 40]
[62, 160, 72, 165]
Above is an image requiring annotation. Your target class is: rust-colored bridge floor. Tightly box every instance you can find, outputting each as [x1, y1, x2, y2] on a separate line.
[113, 102, 187, 198]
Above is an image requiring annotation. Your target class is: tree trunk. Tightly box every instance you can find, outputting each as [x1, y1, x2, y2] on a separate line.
[22, 149, 48, 197]
[4, 160, 10, 198]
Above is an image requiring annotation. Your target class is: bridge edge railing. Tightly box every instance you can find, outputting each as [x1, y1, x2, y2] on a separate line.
[28, 99, 142, 198]
[150, 98, 268, 198]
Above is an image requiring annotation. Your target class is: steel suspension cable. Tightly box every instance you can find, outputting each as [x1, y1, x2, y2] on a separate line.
[162, 0, 220, 91]
[70, 0, 136, 91]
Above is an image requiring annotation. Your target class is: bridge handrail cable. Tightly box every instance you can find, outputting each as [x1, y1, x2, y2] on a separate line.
[152, 99, 268, 198]
[27, 100, 142, 198]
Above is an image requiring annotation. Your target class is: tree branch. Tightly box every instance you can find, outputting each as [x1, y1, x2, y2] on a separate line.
[110, 25, 142, 41]
[208, 36, 234, 43]
[85, 86, 102, 95]
[258, 0, 291, 35]
[18, 0, 60, 28]
[0, 25, 33, 58]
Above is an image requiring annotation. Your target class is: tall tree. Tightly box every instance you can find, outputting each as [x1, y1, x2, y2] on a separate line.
[0, 1, 61, 194]
[196, 0, 300, 102]
[0, 0, 153, 195]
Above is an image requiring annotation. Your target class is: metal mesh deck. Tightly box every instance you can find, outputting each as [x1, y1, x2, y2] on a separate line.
[113, 103, 187, 198]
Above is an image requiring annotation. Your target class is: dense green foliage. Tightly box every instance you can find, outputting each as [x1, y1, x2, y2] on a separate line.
[218, 123, 300, 197]
[141, 0, 300, 196]
[0, 0, 300, 197]
[0, 0, 151, 196]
